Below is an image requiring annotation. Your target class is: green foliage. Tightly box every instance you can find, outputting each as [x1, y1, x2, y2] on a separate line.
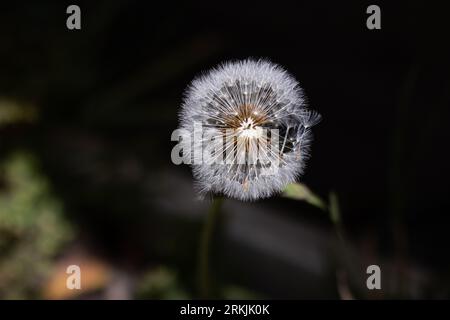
[0, 99, 37, 126]
[222, 285, 261, 300]
[135, 266, 190, 299]
[0, 152, 74, 299]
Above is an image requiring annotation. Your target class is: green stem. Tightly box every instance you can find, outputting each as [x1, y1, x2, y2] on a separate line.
[329, 191, 344, 243]
[328, 191, 355, 299]
[198, 197, 223, 298]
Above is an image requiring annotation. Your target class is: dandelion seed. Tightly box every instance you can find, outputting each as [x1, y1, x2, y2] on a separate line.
[178, 59, 321, 201]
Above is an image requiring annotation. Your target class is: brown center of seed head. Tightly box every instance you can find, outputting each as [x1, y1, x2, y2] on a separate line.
[223, 104, 268, 129]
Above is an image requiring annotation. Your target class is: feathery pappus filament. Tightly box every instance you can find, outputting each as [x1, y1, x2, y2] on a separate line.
[178, 59, 321, 201]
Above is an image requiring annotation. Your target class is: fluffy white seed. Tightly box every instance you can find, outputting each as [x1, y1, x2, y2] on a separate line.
[178, 59, 321, 201]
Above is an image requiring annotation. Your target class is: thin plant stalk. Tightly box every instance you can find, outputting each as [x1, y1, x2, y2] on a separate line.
[198, 197, 223, 298]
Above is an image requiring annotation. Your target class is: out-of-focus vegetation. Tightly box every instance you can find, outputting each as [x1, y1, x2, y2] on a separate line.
[136, 266, 190, 299]
[283, 183, 327, 211]
[0, 152, 74, 299]
[0, 99, 38, 126]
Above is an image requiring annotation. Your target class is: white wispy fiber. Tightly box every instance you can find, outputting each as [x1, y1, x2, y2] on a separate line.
[178, 59, 321, 201]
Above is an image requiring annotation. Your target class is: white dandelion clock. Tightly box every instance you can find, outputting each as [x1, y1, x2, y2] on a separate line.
[177, 59, 321, 201]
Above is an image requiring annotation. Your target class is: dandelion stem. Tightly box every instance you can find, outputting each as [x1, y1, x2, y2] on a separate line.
[198, 197, 223, 298]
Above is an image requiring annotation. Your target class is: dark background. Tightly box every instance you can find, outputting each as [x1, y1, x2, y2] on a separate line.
[0, 0, 449, 299]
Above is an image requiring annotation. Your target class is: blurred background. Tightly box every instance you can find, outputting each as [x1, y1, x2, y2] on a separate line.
[0, 0, 449, 299]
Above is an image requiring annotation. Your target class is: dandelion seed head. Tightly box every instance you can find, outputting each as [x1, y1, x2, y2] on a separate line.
[179, 59, 321, 201]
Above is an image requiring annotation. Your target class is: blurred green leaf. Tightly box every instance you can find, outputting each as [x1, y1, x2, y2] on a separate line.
[282, 182, 327, 211]
[0, 99, 38, 126]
